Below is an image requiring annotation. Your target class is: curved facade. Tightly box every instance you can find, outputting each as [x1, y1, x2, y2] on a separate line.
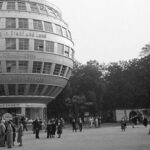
[0, 0, 74, 119]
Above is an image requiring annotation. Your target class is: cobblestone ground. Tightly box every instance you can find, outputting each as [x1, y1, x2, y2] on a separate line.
[2, 125, 150, 150]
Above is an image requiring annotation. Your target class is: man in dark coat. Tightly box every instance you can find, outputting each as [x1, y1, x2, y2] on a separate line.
[34, 119, 40, 139]
[143, 116, 148, 127]
[57, 121, 62, 138]
[47, 120, 53, 138]
[72, 118, 77, 132]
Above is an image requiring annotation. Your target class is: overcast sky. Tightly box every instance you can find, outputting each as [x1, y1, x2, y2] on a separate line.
[49, 0, 150, 64]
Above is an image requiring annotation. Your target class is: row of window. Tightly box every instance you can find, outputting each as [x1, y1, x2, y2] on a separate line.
[0, 60, 72, 77]
[0, 84, 62, 97]
[0, 1, 61, 19]
[3, 18, 71, 39]
[4, 38, 74, 58]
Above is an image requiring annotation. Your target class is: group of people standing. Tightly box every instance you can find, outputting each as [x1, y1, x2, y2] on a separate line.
[130, 115, 148, 128]
[120, 115, 149, 132]
[89, 116, 102, 128]
[0, 119, 23, 148]
[71, 117, 83, 132]
[32, 118, 64, 139]
[47, 118, 64, 138]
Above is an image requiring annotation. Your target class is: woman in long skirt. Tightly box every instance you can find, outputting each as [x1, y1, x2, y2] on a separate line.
[17, 122, 23, 146]
[6, 121, 13, 148]
[0, 120, 6, 147]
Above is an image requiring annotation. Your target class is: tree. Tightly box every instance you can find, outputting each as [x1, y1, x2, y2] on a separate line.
[139, 43, 150, 57]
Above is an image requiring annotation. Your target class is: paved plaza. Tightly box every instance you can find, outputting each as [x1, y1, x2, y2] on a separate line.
[2, 124, 150, 150]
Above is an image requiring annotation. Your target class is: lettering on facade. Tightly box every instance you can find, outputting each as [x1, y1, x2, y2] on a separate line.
[0, 76, 44, 83]
[0, 103, 46, 108]
[0, 53, 36, 60]
[0, 30, 46, 39]
[0, 104, 20, 108]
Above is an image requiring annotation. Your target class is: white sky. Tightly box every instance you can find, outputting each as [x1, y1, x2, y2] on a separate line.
[49, 0, 150, 64]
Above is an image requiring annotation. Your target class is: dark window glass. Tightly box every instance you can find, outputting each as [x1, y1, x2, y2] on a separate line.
[6, 38, 16, 50]
[60, 65, 67, 76]
[43, 85, 53, 96]
[34, 40, 44, 51]
[8, 84, 16, 95]
[28, 84, 37, 95]
[33, 20, 43, 30]
[19, 18, 28, 29]
[18, 84, 25, 95]
[32, 61, 42, 73]
[6, 61, 16, 73]
[43, 62, 52, 74]
[7, 2, 15, 10]
[18, 61, 28, 73]
[0, 2, 3, 9]
[44, 22, 53, 32]
[35, 84, 45, 95]
[53, 64, 61, 75]
[6, 18, 16, 28]
[64, 46, 69, 57]
[0, 85, 5, 96]
[46, 41, 54, 52]
[18, 2, 26, 11]
[19, 38, 29, 50]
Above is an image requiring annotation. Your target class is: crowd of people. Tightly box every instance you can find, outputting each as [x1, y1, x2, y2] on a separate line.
[0, 114, 149, 148]
[0, 117, 64, 148]
[88, 116, 102, 128]
[120, 115, 149, 132]
[32, 118, 64, 139]
[0, 119, 23, 148]
[70, 116, 102, 132]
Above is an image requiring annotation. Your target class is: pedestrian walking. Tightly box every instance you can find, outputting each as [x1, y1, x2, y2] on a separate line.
[57, 121, 62, 138]
[72, 118, 77, 132]
[6, 121, 13, 148]
[23, 118, 28, 131]
[143, 116, 148, 127]
[17, 122, 23, 146]
[32, 119, 36, 134]
[0, 120, 6, 147]
[47, 120, 53, 138]
[34, 119, 40, 139]
[98, 116, 102, 128]
[89, 117, 94, 128]
[121, 118, 126, 132]
[78, 117, 83, 132]
[51, 119, 56, 138]
[10, 121, 16, 146]
[95, 117, 98, 128]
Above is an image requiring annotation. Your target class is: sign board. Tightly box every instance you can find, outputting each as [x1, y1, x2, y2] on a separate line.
[0, 103, 46, 108]
[2, 113, 13, 121]
[0, 30, 46, 39]
[84, 112, 89, 116]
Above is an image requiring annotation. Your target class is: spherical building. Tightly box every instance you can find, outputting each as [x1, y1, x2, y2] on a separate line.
[0, 0, 74, 120]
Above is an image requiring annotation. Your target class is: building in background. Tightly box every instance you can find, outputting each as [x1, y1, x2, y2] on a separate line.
[0, 0, 74, 120]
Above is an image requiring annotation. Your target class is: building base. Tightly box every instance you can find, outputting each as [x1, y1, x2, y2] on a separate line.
[0, 103, 47, 121]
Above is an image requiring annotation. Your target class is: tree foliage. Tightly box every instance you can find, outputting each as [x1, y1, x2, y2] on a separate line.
[47, 48, 150, 120]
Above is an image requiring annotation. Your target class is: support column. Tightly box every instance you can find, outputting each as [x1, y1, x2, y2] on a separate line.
[21, 107, 26, 116]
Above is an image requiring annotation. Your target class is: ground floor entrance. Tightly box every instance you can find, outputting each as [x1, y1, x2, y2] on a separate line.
[0, 103, 47, 121]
